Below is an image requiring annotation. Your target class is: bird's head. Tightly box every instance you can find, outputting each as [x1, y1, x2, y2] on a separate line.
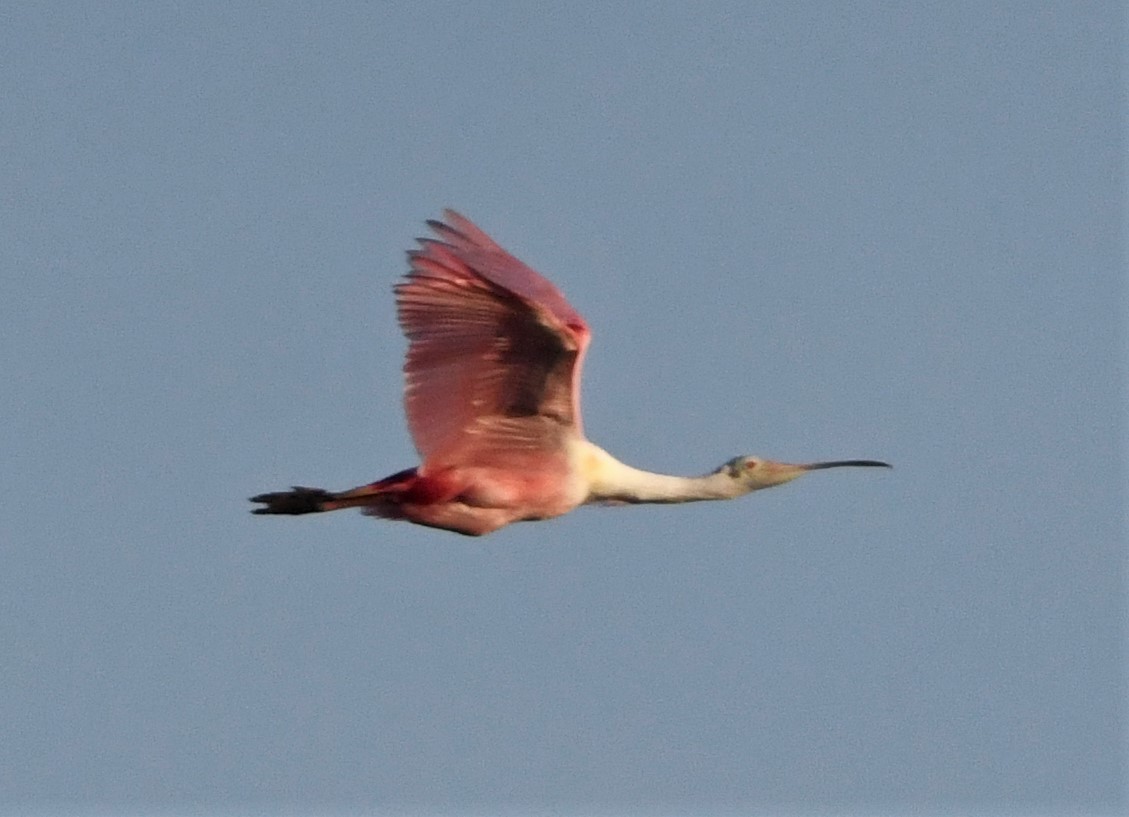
[720, 455, 891, 493]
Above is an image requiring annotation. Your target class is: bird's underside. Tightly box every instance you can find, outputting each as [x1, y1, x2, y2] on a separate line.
[251, 211, 890, 536]
[251, 459, 588, 536]
[250, 486, 543, 536]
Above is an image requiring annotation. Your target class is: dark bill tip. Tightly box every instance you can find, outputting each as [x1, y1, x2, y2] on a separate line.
[805, 459, 892, 470]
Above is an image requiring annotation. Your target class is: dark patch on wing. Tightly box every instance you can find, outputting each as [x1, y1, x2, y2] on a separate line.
[497, 306, 578, 425]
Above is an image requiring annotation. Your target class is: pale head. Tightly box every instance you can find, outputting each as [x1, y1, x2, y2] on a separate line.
[721, 455, 892, 493]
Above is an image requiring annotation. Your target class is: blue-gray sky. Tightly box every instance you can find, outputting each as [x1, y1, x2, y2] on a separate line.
[1, 3, 1123, 815]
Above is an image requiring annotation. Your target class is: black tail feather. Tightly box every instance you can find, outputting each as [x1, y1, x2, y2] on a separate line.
[250, 486, 334, 515]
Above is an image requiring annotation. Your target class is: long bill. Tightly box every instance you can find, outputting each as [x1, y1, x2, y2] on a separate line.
[802, 459, 892, 470]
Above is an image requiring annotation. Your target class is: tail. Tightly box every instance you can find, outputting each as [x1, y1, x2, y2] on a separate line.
[250, 468, 419, 516]
[250, 486, 338, 515]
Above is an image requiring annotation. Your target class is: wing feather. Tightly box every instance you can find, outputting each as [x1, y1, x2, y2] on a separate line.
[396, 212, 591, 467]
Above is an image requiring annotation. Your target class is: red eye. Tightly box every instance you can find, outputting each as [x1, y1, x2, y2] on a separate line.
[745, 460, 757, 470]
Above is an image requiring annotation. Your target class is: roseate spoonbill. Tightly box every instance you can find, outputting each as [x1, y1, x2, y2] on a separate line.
[251, 211, 890, 535]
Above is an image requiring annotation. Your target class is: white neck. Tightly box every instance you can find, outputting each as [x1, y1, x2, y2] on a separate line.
[577, 442, 742, 505]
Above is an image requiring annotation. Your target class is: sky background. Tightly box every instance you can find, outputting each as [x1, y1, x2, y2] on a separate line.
[1, 3, 1124, 816]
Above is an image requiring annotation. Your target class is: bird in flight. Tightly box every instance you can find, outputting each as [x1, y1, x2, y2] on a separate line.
[251, 211, 890, 535]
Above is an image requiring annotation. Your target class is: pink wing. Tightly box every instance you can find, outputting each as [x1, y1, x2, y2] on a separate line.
[395, 211, 591, 468]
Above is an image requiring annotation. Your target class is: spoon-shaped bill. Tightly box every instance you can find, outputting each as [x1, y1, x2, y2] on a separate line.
[803, 459, 892, 470]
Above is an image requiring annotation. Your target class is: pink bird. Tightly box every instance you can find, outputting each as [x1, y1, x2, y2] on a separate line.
[252, 211, 890, 535]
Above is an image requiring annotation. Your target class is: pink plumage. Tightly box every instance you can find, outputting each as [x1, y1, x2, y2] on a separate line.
[396, 210, 590, 465]
[251, 211, 890, 535]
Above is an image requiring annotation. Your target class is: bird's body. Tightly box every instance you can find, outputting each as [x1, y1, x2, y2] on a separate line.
[252, 211, 889, 535]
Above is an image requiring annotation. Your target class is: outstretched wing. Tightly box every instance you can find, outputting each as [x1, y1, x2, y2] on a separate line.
[395, 210, 591, 468]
